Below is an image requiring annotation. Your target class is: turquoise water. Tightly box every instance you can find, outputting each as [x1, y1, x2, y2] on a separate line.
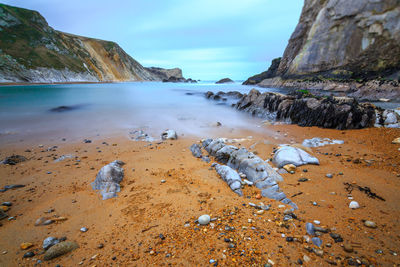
[0, 82, 283, 145]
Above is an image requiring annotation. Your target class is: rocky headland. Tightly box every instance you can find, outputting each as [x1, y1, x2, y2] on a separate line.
[244, 0, 400, 101]
[0, 4, 184, 83]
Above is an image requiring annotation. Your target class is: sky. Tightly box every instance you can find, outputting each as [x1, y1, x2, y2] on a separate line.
[3, 0, 304, 80]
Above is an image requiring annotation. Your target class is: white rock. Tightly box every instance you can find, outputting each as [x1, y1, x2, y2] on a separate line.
[198, 214, 211, 225]
[349, 201, 360, 209]
[161, 129, 177, 140]
[313, 220, 321, 225]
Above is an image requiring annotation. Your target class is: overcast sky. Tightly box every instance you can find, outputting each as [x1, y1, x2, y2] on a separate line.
[3, 0, 303, 80]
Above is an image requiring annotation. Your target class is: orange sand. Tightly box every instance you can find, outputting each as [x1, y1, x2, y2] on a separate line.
[0, 125, 399, 266]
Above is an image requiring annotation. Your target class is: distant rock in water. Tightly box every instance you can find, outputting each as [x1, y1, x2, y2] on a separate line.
[216, 78, 234, 84]
[162, 76, 197, 83]
[49, 105, 84, 112]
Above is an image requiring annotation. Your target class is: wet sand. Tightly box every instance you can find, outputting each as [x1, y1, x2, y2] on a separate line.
[0, 125, 399, 266]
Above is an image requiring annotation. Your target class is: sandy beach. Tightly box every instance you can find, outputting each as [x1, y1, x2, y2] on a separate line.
[1, 124, 399, 266]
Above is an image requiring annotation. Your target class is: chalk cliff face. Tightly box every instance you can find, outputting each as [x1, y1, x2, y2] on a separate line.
[0, 4, 162, 83]
[245, 0, 400, 99]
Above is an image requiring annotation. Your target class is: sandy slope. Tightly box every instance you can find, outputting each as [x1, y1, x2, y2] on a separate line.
[0, 125, 399, 266]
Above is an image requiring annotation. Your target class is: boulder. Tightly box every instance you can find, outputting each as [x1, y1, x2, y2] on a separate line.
[2, 155, 27, 165]
[92, 160, 125, 200]
[214, 164, 243, 196]
[161, 130, 177, 140]
[189, 144, 203, 158]
[273, 145, 319, 168]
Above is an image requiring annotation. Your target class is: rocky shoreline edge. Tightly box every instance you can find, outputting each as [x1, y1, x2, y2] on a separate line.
[206, 89, 400, 130]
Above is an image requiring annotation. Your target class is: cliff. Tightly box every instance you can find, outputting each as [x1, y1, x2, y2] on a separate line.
[245, 0, 400, 100]
[0, 4, 163, 83]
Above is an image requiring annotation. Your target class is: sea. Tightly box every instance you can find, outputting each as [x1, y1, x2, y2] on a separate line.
[0, 81, 286, 145]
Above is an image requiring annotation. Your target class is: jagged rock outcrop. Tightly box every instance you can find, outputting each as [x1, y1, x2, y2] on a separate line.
[0, 4, 164, 83]
[201, 138, 297, 209]
[235, 89, 377, 129]
[245, 0, 400, 99]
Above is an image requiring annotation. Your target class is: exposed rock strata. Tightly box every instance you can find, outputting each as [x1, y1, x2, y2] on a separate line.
[235, 89, 377, 130]
[245, 0, 400, 99]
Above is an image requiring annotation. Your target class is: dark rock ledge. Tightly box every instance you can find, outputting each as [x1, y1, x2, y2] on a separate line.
[206, 89, 400, 130]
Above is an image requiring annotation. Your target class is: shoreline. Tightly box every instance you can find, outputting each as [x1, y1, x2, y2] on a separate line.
[1, 125, 399, 266]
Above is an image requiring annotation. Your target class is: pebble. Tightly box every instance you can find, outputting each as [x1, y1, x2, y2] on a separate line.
[80, 227, 88, 232]
[283, 164, 296, 172]
[286, 237, 294, 242]
[267, 259, 275, 265]
[97, 243, 104, 249]
[298, 178, 309, 182]
[2, 251, 7, 255]
[349, 201, 360, 209]
[364, 220, 377, 228]
[23, 251, 35, 258]
[375, 249, 383, 254]
[312, 202, 317, 206]
[255, 193, 262, 199]
[256, 210, 264, 215]
[209, 259, 216, 263]
[326, 173, 333, 178]
[303, 255, 311, 262]
[343, 243, 353, 253]
[43, 237, 59, 250]
[313, 249, 324, 257]
[161, 180, 166, 183]
[0, 206, 9, 212]
[198, 214, 211, 225]
[20, 242, 34, 250]
[330, 233, 343, 243]
[312, 237, 323, 247]
[2, 202, 12, 207]
[303, 236, 311, 243]
[306, 222, 315, 235]
[313, 220, 320, 225]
